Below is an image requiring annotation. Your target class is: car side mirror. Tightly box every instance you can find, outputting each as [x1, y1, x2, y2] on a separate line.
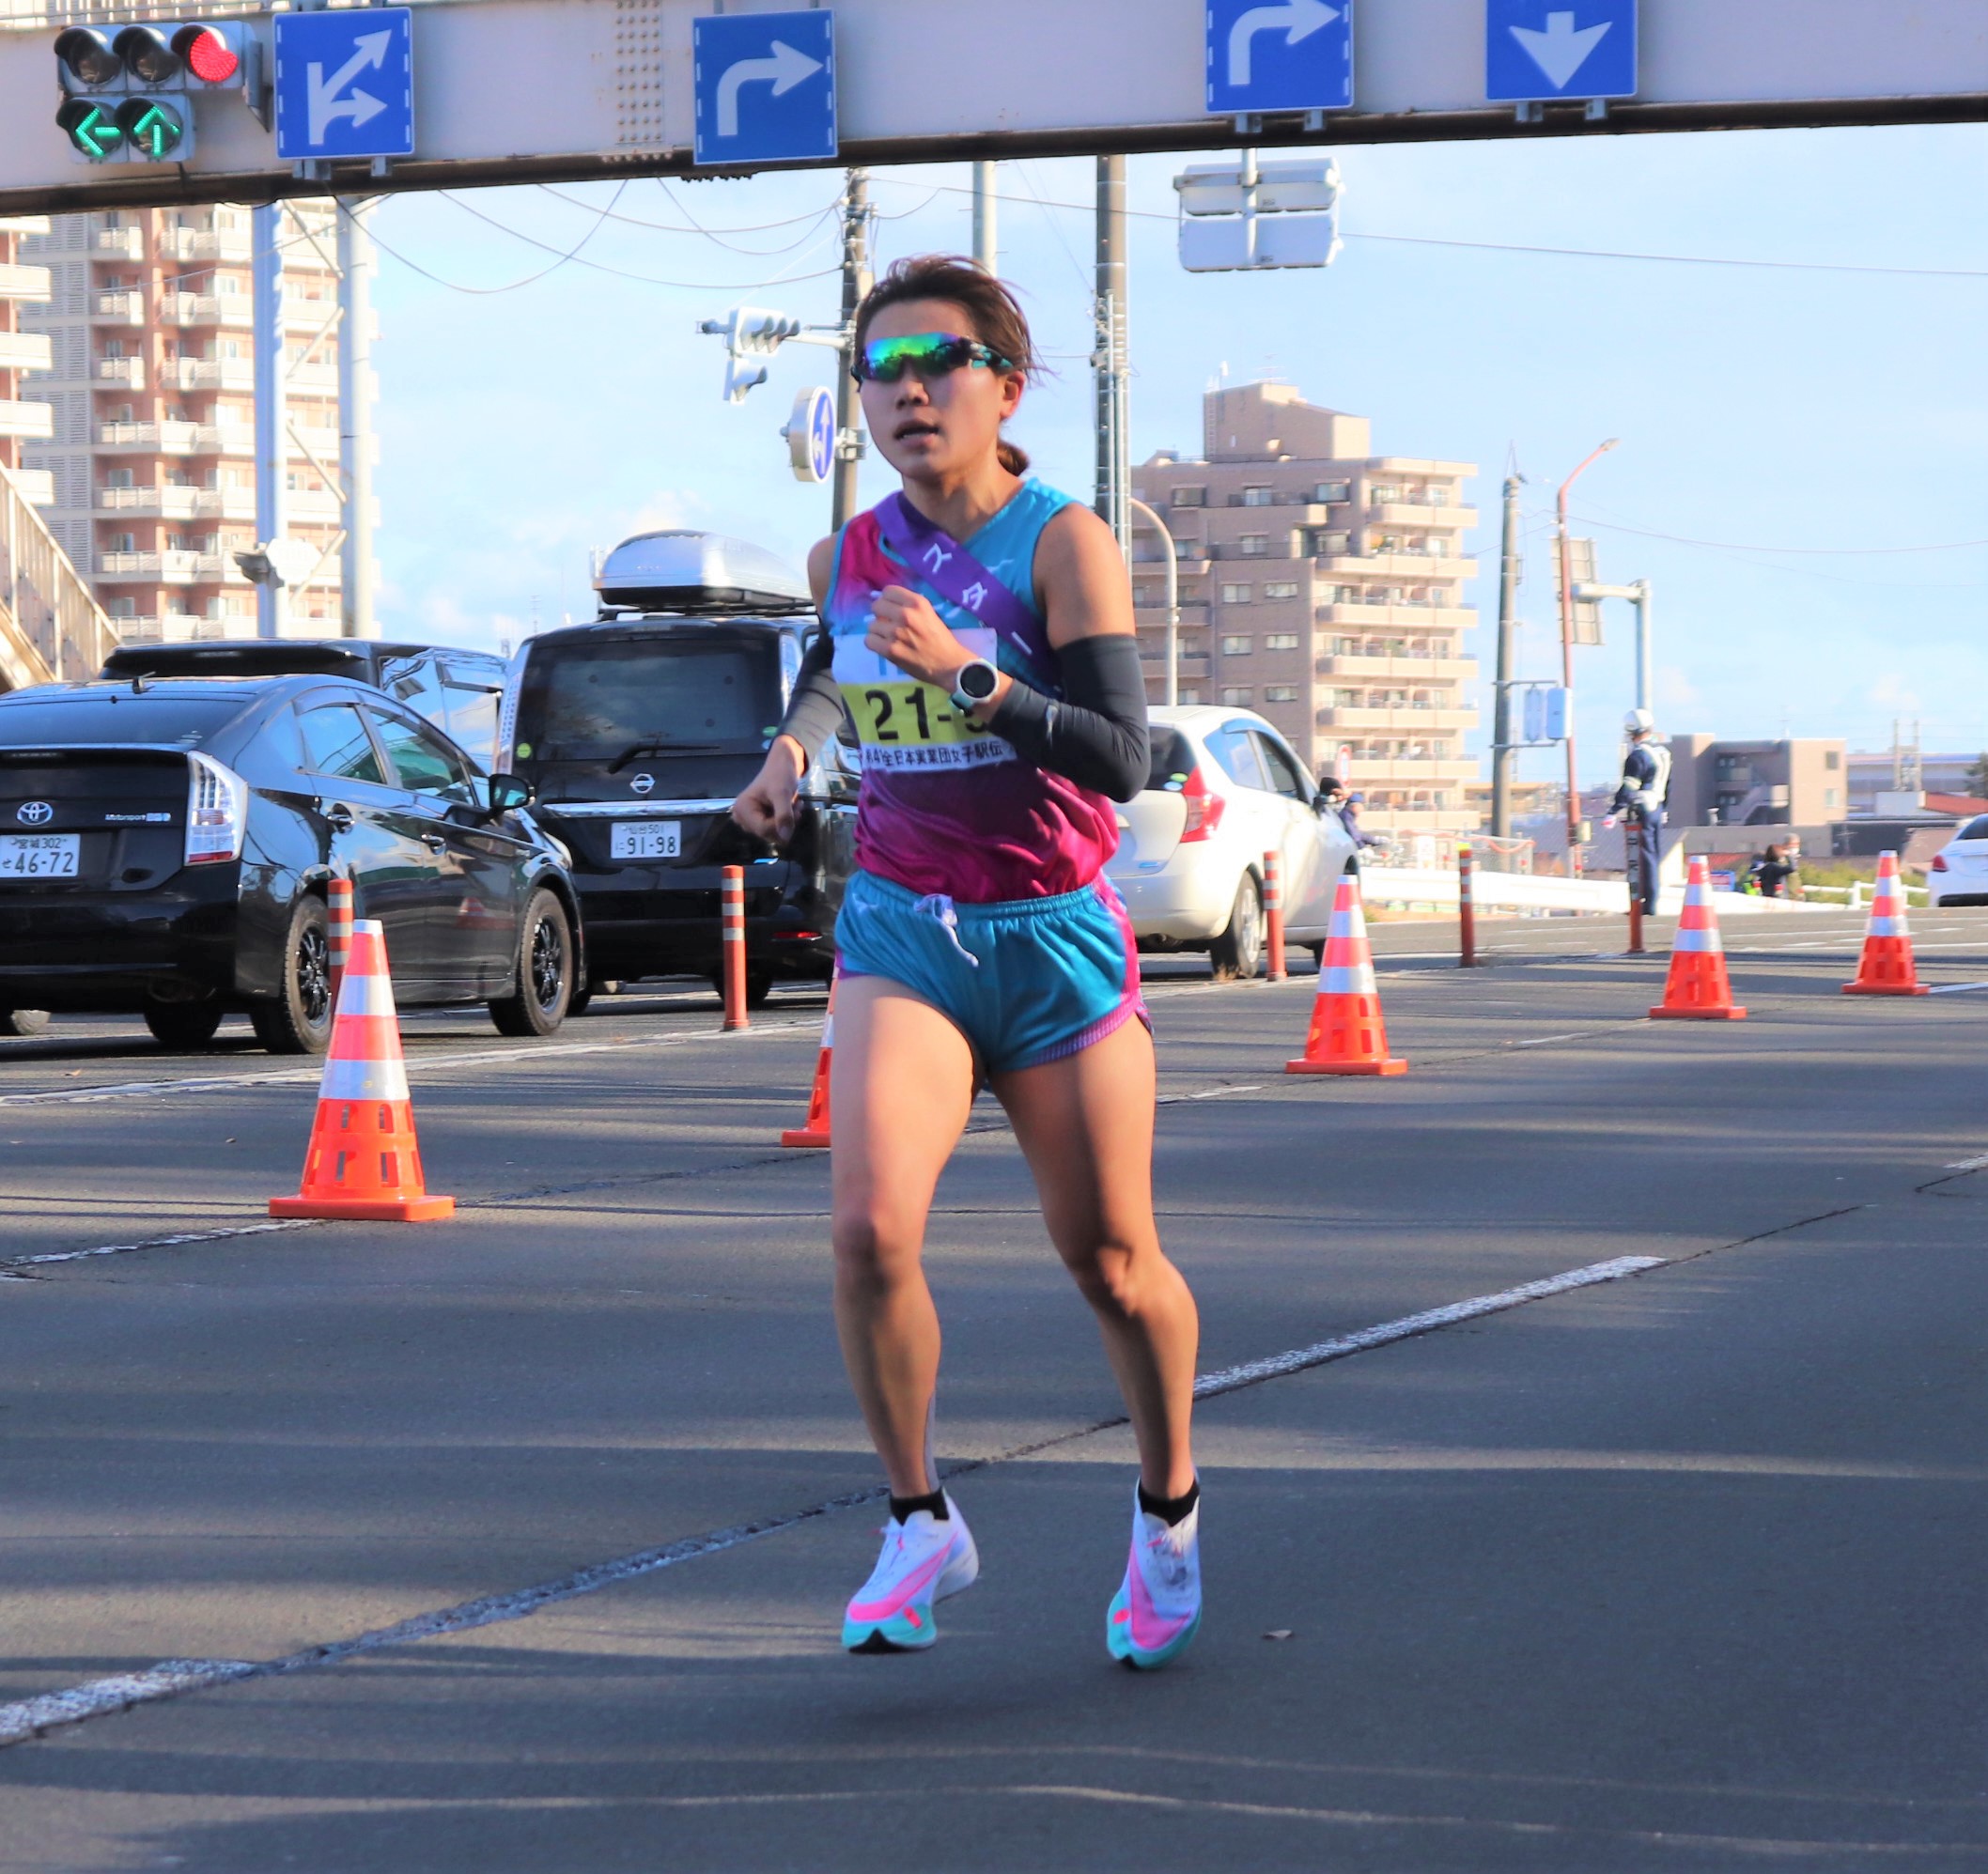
[486, 772, 534, 817]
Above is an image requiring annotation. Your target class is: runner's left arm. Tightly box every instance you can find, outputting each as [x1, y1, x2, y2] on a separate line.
[984, 635, 1150, 801]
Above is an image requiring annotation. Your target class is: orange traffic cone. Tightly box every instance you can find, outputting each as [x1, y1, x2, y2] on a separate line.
[1650, 858, 1747, 1020]
[780, 977, 836, 1148]
[1287, 871, 1407, 1076]
[270, 919, 456, 1221]
[1842, 850, 1929, 996]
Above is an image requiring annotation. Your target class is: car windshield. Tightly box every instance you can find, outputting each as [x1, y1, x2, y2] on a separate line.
[0, 690, 251, 748]
[515, 635, 781, 761]
[1147, 727, 1195, 792]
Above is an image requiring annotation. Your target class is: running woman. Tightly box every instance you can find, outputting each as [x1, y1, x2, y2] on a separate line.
[733, 256, 1203, 1669]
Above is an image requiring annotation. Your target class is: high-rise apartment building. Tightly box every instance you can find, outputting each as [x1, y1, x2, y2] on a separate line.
[21, 201, 352, 642]
[1131, 381, 1479, 837]
[1, 214, 54, 506]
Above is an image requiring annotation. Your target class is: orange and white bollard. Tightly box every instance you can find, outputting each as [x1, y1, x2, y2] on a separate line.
[326, 874, 354, 1010]
[1842, 849, 1929, 995]
[1263, 849, 1286, 982]
[720, 864, 749, 1031]
[1457, 839, 1477, 968]
[1649, 858, 1747, 1020]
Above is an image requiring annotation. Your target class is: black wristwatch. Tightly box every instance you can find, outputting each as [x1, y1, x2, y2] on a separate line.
[949, 658, 1001, 714]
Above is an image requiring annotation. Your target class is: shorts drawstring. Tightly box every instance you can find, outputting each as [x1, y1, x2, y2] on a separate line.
[912, 893, 980, 968]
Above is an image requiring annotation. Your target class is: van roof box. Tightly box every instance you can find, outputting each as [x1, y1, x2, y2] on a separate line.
[594, 530, 813, 615]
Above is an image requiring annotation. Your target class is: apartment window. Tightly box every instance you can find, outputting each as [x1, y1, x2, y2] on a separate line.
[1313, 481, 1350, 503]
[1335, 689, 1362, 707]
[1220, 688, 1251, 706]
[1171, 486, 1206, 508]
[1331, 637, 1359, 655]
[1371, 485, 1400, 504]
[1221, 636, 1252, 656]
[109, 532, 134, 552]
[1264, 685, 1298, 704]
[1241, 486, 1275, 506]
[1825, 789, 1840, 808]
[1334, 586, 1361, 604]
[103, 468, 133, 489]
[1307, 533, 1351, 558]
[1179, 689, 1203, 705]
[1424, 487, 1450, 506]
[1219, 583, 1252, 603]
[1265, 633, 1299, 651]
[1238, 534, 1269, 557]
[1263, 581, 1299, 600]
[1825, 750, 1841, 770]
[216, 274, 242, 295]
[107, 596, 136, 617]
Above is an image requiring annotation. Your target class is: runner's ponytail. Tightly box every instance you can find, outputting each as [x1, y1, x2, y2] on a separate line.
[997, 440, 1031, 475]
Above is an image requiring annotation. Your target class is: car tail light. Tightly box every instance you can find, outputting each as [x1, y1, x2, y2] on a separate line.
[1178, 764, 1226, 844]
[1932, 853, 1949, 872]
[185, 751, 245, 866]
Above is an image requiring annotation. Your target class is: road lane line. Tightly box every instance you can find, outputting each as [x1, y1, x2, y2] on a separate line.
[0, 1218, 318, 1275]
[0, 1249, 1668, 1751]
[1942, 1151, 1988, 1171]
[1926, 981, 1988, 995]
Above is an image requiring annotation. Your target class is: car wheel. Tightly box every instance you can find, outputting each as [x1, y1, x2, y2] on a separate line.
[250, 896, 335, 1055]
[567, 986, 594, 1017]
[1209, 873, 1265, 983]
[0, 1008, 50, 1037]
[489, 889, 573, 1038]
[143, 999, 225, 1049]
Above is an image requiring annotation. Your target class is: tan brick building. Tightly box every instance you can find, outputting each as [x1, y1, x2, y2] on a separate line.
[1131, 381, 1479, 837]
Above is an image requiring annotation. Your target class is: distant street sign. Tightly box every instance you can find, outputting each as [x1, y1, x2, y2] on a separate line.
[1205, 0, 1352, 117]
[693, 9, 836, 167]
[784, 386, 835, 484]
[1485, 0, 1637, 102]
[273, 8, 413, 162]
[1175, 154, 1343, 271]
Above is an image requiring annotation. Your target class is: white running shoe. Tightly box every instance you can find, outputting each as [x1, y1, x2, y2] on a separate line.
[1106, 1481, 1202, 1669]
[842, 1494, 980, 1653]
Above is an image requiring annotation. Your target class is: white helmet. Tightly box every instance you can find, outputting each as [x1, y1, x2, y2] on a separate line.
[1623, 707, 1654, 736]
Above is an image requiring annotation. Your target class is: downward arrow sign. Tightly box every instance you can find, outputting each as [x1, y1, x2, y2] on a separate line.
[1509, 10, 1611, 90]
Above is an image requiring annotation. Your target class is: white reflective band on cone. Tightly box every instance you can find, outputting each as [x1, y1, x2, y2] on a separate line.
[1672, 928, 1722, 953]
[333, 972, 396, 1017]
[1867, 917, 1906, 937]
[1322, 965, 1377, 996]
[319, 1059, 412, 1103]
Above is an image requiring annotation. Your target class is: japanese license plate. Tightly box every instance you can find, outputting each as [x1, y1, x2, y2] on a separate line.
[0, 834, 79, 878]
[611, 821, 680, 860]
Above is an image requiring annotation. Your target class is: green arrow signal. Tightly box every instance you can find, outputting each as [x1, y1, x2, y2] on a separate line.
[55, 99, 125, 162]
[118, 99, 185, 162]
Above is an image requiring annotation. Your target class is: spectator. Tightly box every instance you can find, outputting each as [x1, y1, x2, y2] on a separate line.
[1750, 843, 1800, 899]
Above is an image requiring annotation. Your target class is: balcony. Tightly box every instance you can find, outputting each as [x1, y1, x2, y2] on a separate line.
[1315, 603, 1476, 628]
[0, 262, 52, 303]
[8, 468, 54, 507]
[1368, 502, 1478, 528]
[157, 226, 252, 264]
[97, 420, 256, 457]
[0, 330, 52, 373]
[1318, 654, 1479, 681]
[163, 293, 254, 330]
[97, 550, 162, 578]
[93, 226, 145, 259]
[95, 355, 146, 389]
[287, 359, 340, 393]
[163, 357, 255, 393]
[283, 296, 338, 331]
[0, 398, 54, 441]
[1316, 552, 1478, 580]
[0, 216, 51, 238]
[92, 290, 146, 326]
[1325, 756, 1481, 784]
[1315, 705, 1481, 733]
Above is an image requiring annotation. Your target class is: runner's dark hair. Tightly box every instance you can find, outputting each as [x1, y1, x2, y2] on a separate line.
[853, 255, 1039, 475]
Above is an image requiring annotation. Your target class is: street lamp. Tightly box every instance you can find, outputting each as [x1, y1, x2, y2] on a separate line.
[1556, 438, 1617, 872]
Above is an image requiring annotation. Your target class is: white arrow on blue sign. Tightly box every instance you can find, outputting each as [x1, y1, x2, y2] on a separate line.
[784, 386, 836, 484]
[273, 8, 414, 162]
[1485, 0, 1636, 102]
[1205, 0, 1352, 116]
[693, 10, 836, 168]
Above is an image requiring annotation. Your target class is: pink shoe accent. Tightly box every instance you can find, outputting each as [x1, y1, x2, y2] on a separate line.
[846, 1542, 954, 1623]
[1126, 1545, 1193, 1652]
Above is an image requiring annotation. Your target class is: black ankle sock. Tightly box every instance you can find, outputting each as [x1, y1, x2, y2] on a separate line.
[1138, 1479, 1201, 1526]
[888, 1487, 948, 1525]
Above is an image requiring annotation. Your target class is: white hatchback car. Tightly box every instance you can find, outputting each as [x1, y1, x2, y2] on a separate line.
[1926, 815, 1988, 906]
[1105, 705, 1359, 978]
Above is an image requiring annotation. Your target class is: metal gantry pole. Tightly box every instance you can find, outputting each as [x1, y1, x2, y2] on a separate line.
[1555, 439, 1617, 874]
[336, 197, 377, 641]
[1127, 496, 1177, 706]
[831, 168, 871, 534]
[971, 160, 998, 273]
[1633, 577, 1653, 715]
[1094, 155, 1129, 557]
[252, 200, 285, 640]
[1490, 472, 1522, 839]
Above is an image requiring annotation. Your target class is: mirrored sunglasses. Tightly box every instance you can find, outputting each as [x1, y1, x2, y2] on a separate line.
[854, 332, 1013, 385]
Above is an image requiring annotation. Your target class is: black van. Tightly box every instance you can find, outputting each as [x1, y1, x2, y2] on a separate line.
[503, 531, 853, 1004]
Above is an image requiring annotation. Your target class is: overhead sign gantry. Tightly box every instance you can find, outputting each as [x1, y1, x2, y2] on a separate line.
[0, 0, 1983, 216]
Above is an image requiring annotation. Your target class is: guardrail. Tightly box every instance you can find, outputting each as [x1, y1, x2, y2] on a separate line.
[1357, 866, 1835, 919]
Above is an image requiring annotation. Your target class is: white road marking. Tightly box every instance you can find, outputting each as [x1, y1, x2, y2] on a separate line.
[1512, 1030, 1592, 1047]
[0, 1248, 1670, 1751]
[1, 1218, 318, 1274]
[1942, 1151, 1988, 1172]
[1927, 981, 1988, 995]
[0, 1018, 821, 1107]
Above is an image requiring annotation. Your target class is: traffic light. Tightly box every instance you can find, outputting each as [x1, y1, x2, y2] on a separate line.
[697, 306, 806, 403]
[54, 21, 253, 163]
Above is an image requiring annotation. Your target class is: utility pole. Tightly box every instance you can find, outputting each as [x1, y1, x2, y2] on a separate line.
[252, 201, 285, 640]
[1094, 155, 1129, 556]
[831, 167, 871, 533]
[971, 160, 997, 273]
[1555, 438, 1618, 873]
[1490, 472, 1523, 838]
[336, 197, 377, 641]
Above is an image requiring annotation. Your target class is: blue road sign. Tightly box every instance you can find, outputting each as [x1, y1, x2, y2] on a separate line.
[273, 8, 413, 162]
[1485, 0, 1636, 101]
[804, 387, 834, 482]
[1205, 0, 1353, 117]
[693, 10, 835, 168]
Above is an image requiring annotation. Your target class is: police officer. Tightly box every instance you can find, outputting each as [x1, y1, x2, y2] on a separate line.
[1605, 707, 1670, 915]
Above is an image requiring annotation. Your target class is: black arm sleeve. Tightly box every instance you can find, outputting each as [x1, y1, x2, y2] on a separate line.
[774, 627, 846, 764]
[986, 633, 1150, 802]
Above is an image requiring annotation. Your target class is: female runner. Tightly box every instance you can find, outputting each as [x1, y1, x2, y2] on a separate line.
[733, 256, 1203, 1669]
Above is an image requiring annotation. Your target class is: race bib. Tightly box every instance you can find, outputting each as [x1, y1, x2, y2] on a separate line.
[832, 627, 1016, 773]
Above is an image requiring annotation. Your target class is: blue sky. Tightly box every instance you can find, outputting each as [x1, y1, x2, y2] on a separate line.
[363, 124, 1987, 782]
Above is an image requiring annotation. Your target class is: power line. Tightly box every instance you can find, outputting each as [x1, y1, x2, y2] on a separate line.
[1573, 511, 1988, 556]
[536, 179, 841, 239]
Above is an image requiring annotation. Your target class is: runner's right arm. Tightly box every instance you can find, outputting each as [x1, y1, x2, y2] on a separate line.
[732, 537, 840, 843]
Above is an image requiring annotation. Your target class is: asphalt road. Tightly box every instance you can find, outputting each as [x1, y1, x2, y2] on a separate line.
[0, 905, 1984, 1869]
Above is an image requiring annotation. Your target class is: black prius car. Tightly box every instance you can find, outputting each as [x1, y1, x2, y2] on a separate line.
[0, 674, 582, 1053]
[503, 530, 854, 1004]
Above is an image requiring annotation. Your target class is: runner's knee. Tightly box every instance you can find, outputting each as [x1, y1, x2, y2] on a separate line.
[832, 1212, 923, 1293]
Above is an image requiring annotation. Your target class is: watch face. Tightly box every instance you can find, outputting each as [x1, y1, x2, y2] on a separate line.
[960, 661, 999, 700]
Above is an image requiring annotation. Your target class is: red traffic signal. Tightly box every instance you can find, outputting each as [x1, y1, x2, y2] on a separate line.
[175, 24, 240, 85]
[54, 19, 247, 92]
